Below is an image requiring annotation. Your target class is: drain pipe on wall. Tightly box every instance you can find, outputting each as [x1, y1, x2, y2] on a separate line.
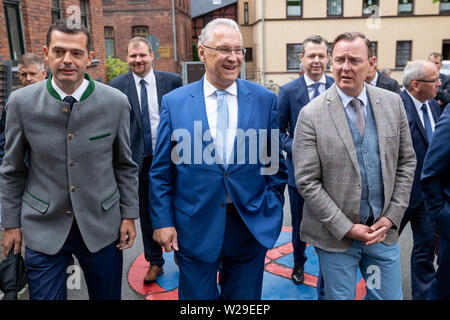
[172, 0, 178, 65]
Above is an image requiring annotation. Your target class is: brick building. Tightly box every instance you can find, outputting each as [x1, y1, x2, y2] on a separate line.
[102, 0, 192, 74]
[0, 0, 107, 108]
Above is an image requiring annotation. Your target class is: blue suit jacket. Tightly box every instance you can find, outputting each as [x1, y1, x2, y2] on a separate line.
[149, 78, 288, 262]
[421, 105, 450, 239]
[110, 70, 183, 174]
[400, 90, 440, 208]
[277, 75, 334, 187]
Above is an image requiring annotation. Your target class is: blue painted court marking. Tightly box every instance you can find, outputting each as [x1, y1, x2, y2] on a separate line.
[262, 271, 318, 300]
[276, 245, 320, 277]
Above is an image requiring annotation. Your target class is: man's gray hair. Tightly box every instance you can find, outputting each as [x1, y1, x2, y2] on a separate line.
[403, 60, 427, 89]
[198, 18, 242, 45]
[18, 53, 44, 71]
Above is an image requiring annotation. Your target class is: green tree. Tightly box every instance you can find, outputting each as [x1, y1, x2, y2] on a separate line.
[105, 56, 129, 83]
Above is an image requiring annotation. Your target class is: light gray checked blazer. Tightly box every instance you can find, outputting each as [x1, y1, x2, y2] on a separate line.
[292, 83, 416, 252]
[0, 74, 139, 255]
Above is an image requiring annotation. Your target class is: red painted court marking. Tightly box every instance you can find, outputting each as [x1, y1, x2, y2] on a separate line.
[146, 290, 179, 300]
[128, 253, 166, 296]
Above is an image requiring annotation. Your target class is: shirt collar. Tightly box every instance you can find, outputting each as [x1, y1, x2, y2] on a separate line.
[406, 89, 429, 113]
[370, 71, 379, 86]
[132, 69, 155, 87]
[203, 77, 238, 98]
[51, 77, 89, 102]
[336, 83, 369, 109]
[304, 73, 326, 87]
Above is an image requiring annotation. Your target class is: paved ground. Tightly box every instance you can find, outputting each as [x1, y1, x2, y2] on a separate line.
[2, 188, 418, 300]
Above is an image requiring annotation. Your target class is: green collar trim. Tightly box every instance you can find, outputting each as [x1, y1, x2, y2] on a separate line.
[46, 73, 95, 102]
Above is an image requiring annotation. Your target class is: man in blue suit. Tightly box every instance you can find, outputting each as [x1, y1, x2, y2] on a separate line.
[110, 37, 182, 283]
[149, 18, 287, 300]
[399, 60, 441, 300]
[421, 99, 450, 300]
[277, 35, 333, 286]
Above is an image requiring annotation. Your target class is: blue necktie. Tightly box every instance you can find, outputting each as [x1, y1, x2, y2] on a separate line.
[140, 79, 152, 156]
[311, 82, 321, 100]
[215, 90, 229, 165]
[63, 95, 77, 110]
[421, 104, 433, 143]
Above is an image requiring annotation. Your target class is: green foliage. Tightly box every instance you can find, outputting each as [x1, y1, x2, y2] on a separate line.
[192, 41, 200, 62]
[106, 56, 129, 83]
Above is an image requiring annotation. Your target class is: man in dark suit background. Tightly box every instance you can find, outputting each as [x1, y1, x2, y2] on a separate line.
[421, 102, 450, 300]
[365, 56, 400, 93]
[428, 52, 450, 113]
[110, 37, 182, 284]
[399, 60, 441, 300]
[277, 35, 334, 286]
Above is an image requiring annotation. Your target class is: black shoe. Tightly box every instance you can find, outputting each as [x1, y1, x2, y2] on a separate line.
[292, 266, 304, 285]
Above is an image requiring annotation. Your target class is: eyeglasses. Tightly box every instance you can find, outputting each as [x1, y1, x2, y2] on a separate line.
[202, 45, 246, 56]
[415, 78, 440, 84]
[333, 57, 367, 66]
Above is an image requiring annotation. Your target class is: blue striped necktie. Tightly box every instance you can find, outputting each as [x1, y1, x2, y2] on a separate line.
[311, 82, 321, 100]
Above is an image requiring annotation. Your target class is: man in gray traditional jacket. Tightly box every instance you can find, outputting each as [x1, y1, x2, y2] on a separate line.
[0, 20, 139, 300]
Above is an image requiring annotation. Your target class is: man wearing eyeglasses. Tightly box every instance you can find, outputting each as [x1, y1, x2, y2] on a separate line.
[149, 18, 287, 299]
[293, 32, 416, 300]
[398, 60, 441, 300]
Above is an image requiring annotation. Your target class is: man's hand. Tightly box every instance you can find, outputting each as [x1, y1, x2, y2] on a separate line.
[2, 228, 22, 257]
[116, 218, 136, 250]
[366, 217, 394, 245]
[153, 227, 178, 252]
[345, 223, 387, 245]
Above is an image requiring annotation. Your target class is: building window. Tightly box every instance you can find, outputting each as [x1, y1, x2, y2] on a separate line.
[3, 0, 25, 61]
[398, 0, 413, 14]
[396, 41, 412, 68]
[245, 47, 253, 62]
[440, 0, 450, 13]
[80, 0, 89, 29]
[363, 0, 378, 16]
[287, 43, 302, 71]
[132, 26, 149, 38]
[127, 0, 149, 3]
[51, 0, 61, 22]
[287, 0, 302, 17]
[328, 0, 342, 16]
[104, 27, 115, 58]
[244, 2, 249, 25]
[371, 41, 378, 58]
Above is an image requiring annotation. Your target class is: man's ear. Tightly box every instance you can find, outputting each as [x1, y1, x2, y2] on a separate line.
[43, 46, 49, 61]
[198, 45, 206, 62]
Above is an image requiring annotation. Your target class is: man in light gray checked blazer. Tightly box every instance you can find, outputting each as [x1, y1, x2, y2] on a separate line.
[0, 20, 139, 300]
[293, 32, 416, 300]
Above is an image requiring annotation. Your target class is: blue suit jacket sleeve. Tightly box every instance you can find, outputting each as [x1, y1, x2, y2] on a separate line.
[277, 86, 293, 158]
[421, 106, 450, 221]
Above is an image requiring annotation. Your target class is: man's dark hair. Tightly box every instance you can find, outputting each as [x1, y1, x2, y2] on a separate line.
[46, 19, 92, 52]
[300, 35, 329, 55]
[428, 52, 443, 62]
[331, 32, 374, 58]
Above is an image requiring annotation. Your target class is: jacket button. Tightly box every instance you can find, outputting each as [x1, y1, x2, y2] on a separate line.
[68, 133, 74, 140]
[66, 210, 72, 217]
[224, 173, 228, 178]
[69, 160, 75, 166]
[62, 107, 69, 114]
[71, 186, 76, 192]
[356, 184, 361, 189]
[353, 210, 358, 215]
[220, 202, 225, 207]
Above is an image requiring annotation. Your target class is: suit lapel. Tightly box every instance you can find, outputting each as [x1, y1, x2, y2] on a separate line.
[236, 79, 253, 132]
[188, 78, 212, 152]
[126, 72, 143, 131]
[154, 70, 165, 111]
[327, 85, 360, 173]
[402, 91, 428, 143]
[429, 99, 440, 123]
[298, 76, 310, 106]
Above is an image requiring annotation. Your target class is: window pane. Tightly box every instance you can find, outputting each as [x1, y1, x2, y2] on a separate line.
[398, 0, 413, 13]
[51, 0, 60, 8]
[396, 41, 411, 68]
[105, 38, 115, 57]
[287, 44, 302, 70]
[287, 0, 302, 16]
[132, 26, 149, 38]
[440, 0, 450, 12]
[328, 0, 342, 16]
[363, 0, 378, 15]
[5, 4, 24, 60]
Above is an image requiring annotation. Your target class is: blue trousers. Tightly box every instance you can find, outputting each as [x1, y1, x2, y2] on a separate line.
[175, 206, 267, 300]
[399, 202, 436, 300]
[288, 186, 307, 268]
[316, 241, 402, 300]
[25, 220, 123, 300]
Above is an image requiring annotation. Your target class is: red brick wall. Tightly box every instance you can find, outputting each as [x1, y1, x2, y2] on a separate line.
[192, 3, 238, 43]
[0, 1, 11, 60]
[103, 0, 192, 74]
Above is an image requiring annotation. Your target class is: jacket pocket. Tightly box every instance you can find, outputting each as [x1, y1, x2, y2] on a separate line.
[173, 196, 195, 217]
[101, 188, 120, 210]
[89, 133, 111, 141]
[22, 191, 49, 214]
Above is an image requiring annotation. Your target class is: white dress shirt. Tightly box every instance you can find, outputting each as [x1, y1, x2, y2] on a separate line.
[370, 71, 379, 86]
[133, 69, 160, 152]
[406, 90, 436, 131]
[52, 77, 89, 102]
[304, 74, 327, 101]
[203, 78, 238, 164]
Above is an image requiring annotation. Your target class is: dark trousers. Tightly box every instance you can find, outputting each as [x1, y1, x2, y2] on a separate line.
[429, 234, 450, 299]
[24, 221, 123, 300]
[399, 202, 436, 300]
[288, 186, 307, 268]
[139, 156, 164, 267]
[175, 204, 267, 300]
